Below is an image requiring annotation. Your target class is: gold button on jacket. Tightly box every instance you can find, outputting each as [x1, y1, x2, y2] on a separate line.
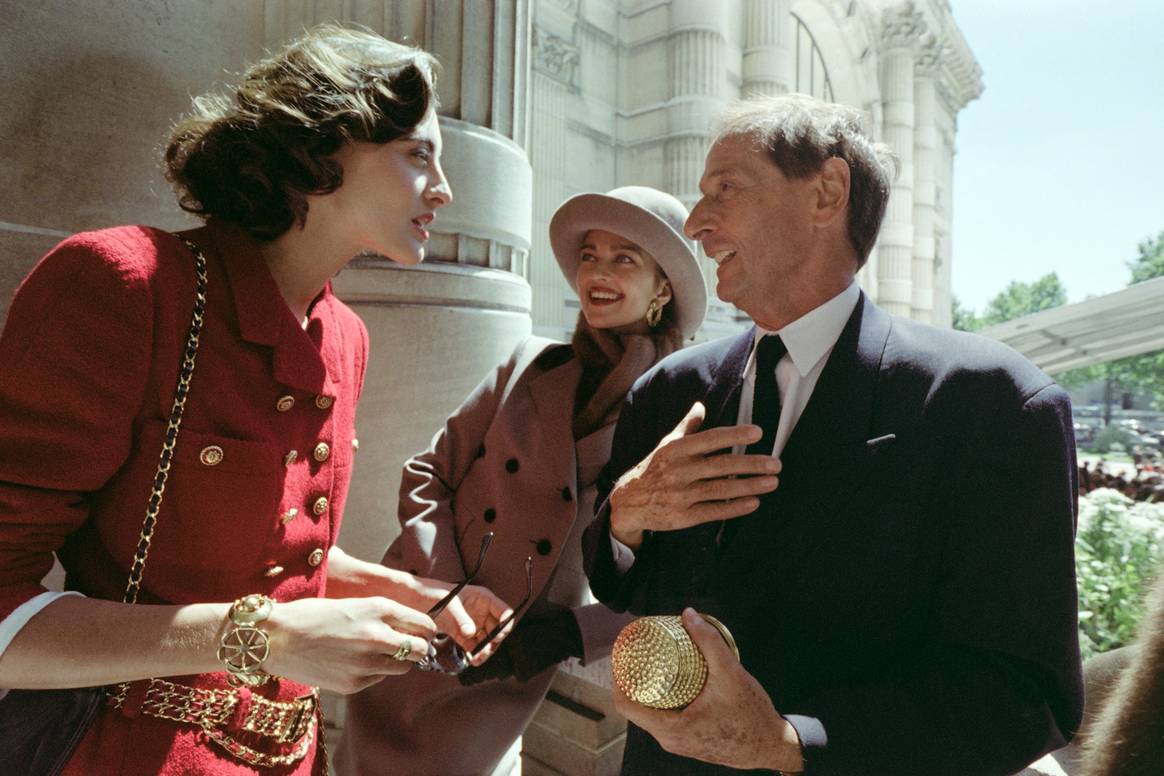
[199, 445, 224, 466]
[281, 508, 298, 525]
[313, 442, 330, 463]
[276, 395, 295, 412]
[284, 450, 298, 467]
[307, 548, 324, 567]
[312, 497, 329, 516]
[314, 395, 333, 410]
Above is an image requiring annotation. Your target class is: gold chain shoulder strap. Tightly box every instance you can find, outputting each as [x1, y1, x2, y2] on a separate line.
[122, 236, 208, 604]
[109, 236, 208, 709]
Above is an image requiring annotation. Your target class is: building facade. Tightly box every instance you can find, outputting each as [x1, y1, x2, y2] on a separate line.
[527, 0, 982, 342]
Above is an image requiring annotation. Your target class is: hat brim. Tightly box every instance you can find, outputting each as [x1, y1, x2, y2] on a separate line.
[549, 193, 707, 338]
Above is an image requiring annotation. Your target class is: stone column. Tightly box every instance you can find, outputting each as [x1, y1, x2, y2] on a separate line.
[664, 0, 738, 338]
[741, 0, 795, 97]
[932, 103, 958, 329]
[528, 20, 581, 340]
[876, 3, 926, 318]
[858, 98, 885, 303]
[911, 39, 942, 324]
[933, 26, 984, 328]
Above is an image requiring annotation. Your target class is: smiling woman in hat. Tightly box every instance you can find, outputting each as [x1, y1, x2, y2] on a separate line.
[337, 186, 707, 776]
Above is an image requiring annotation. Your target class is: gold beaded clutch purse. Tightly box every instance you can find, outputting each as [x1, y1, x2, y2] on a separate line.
[611, 614, 740, 709]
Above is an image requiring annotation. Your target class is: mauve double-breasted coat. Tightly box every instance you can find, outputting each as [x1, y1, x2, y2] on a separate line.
[336, 337, 633, 776]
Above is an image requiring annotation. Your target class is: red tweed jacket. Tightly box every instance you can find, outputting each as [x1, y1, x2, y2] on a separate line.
[0, 223, 368, 775]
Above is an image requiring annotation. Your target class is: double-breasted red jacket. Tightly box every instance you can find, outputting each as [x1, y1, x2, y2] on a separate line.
[0, 222, 368, 775]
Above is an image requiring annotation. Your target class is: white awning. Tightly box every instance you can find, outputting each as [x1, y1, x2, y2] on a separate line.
[978, 276, 1164, 375]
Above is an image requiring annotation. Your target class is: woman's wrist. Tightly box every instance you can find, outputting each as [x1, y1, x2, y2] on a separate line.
[609, 506, 645, 551]
[216, 594, 276, 687]
[323, 544, 400, 598]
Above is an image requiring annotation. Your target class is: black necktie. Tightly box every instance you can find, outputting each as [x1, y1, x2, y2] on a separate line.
[746, 335, 786, 457]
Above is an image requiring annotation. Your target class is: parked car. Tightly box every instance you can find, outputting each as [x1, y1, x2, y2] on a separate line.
[1074, 422, 1098, 446]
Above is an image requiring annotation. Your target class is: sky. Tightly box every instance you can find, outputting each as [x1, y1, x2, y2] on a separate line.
[948, 0, 1164, 313]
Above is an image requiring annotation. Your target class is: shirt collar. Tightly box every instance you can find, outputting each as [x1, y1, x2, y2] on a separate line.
[753, 280, 860, 377]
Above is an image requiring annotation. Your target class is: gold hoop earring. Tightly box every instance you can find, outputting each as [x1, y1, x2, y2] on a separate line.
[645, 299, 663, 328]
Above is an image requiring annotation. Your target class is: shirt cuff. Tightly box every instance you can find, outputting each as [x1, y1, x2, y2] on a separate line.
[783, 714, 826, 773]
[0, 590, 84, 663]
[609, 533, 636, 574]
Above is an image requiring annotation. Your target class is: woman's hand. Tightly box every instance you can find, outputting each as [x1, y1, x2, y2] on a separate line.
[263, 596, 436, 694]
[458, 603, 581, 685]
[395, 575, 515, 666]
[322, 546, 514, 666]
[448, 583, 515, 666]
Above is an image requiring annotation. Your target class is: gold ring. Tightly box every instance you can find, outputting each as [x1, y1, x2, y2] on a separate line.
[390, 639, 412, 661]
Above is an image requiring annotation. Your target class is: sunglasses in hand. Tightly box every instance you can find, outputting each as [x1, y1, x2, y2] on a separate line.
[417, 532, 534, 674]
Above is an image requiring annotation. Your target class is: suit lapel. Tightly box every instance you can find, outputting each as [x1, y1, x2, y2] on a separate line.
[719, 295, 893, 555]
[780, 294, 889, 464]
[661, 330, 754, 592]
[526, 355, 584, 519]
[528, 355, 582, 442]
[702, 328, 755, 430]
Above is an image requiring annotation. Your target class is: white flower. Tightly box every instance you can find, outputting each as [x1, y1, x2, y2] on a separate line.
[1079, 488, 1164, 541]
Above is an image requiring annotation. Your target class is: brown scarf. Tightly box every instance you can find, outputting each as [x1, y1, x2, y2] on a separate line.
[571, 311, 683, 439]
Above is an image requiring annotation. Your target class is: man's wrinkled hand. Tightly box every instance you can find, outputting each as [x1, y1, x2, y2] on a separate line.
[612, 609, 804, 772]
[609, 402, 782, 550]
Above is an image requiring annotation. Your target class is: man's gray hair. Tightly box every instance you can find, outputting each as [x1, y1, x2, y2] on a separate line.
[713, 94, 897, 267]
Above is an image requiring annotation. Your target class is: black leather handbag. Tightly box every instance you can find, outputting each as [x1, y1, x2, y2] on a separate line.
[0, 237, 208, 776]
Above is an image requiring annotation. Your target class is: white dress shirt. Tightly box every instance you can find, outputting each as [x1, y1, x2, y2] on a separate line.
[0, 590, 82, 666]
[610, 281, 861, 566]
[736, 280, 861, 457]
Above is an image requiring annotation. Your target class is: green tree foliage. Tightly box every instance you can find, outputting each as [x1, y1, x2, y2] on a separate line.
[955, 236, 1163, 408]
[952, 273, 1066, 332]
[1059, 353, 1164, 411]
[951, 296, 981, 332]
[1130, 229, 1164, 284]
[979, 272, 1067, 327]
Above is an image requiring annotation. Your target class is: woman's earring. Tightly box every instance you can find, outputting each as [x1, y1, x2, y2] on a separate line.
[645, 299, 663, 328]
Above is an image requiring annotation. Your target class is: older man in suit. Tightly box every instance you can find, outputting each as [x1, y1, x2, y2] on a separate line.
[582, 94, 1083, 775]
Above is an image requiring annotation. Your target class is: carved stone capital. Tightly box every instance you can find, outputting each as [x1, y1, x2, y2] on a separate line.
[543, 0, 579, 14]
[915, 37, 944, 77]
[532, 25, 580, 87]
[880, 1, 927, 51]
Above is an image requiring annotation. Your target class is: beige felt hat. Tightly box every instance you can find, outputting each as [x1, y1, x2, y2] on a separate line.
[549, 186, 708, 338]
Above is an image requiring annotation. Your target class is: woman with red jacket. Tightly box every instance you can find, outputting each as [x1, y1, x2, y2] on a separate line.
[0, 25, 508, 775]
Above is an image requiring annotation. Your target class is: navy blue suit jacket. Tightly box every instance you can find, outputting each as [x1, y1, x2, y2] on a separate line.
[583, 295, 1084, 775]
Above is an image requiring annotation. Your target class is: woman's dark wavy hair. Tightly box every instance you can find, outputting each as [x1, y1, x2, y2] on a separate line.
[164, 25, 439, 241]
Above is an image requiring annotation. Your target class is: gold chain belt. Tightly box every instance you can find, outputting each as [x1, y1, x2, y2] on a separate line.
[118, 678, 317, 768]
